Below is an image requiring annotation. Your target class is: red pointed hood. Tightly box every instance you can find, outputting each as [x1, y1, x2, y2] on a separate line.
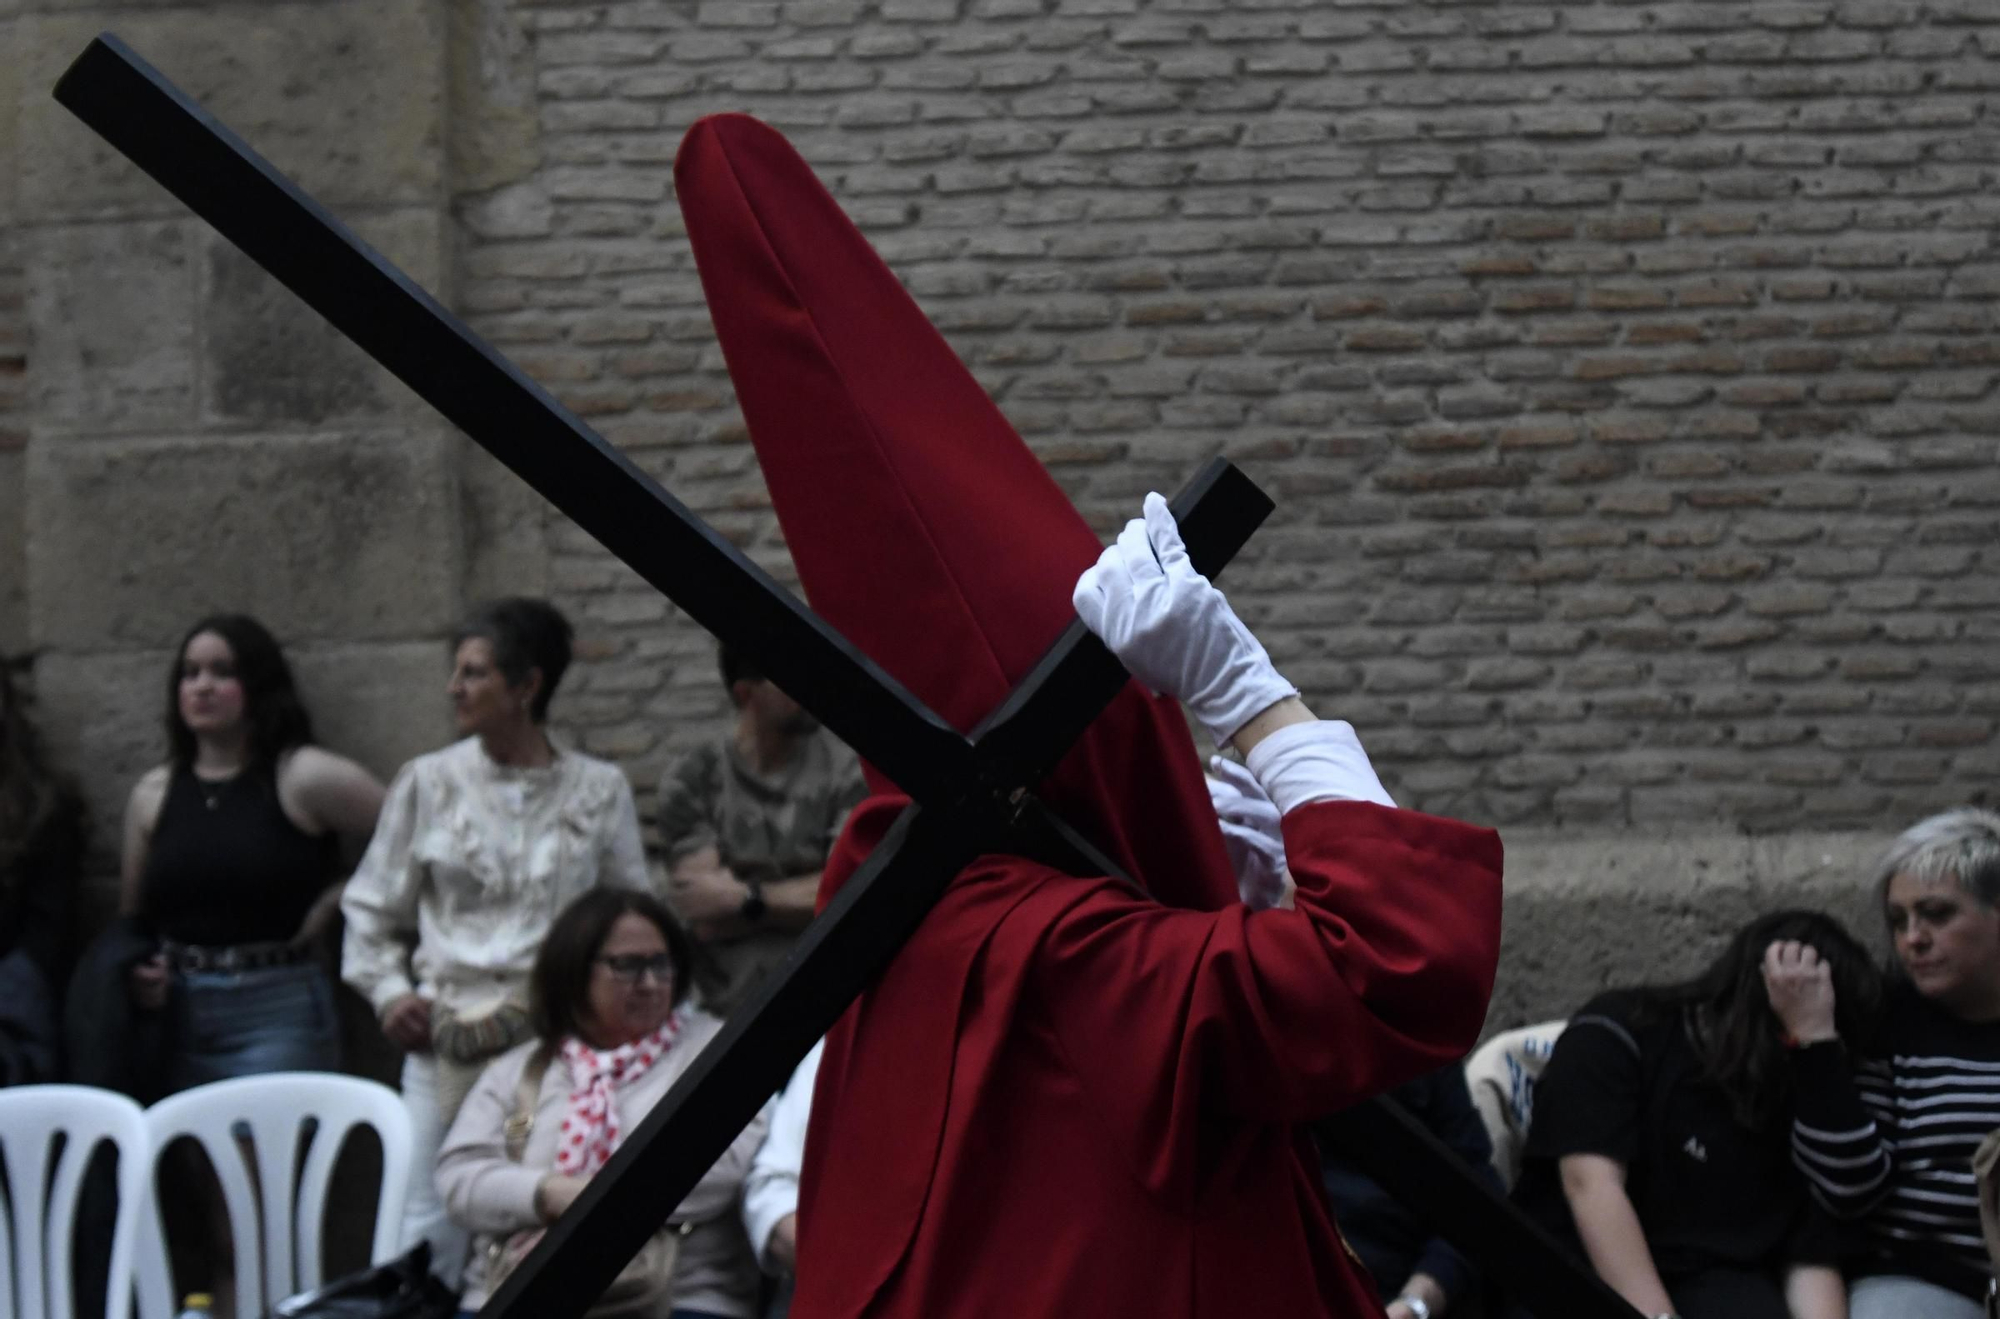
[673, 112, 1235, 911]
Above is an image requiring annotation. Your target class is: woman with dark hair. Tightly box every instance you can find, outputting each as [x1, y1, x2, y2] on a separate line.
[0, 661, 86, 1083]
[1776, 809, 2000, 1319]
[120, 614, 386, 1091]
[341, 597, 651, 1285]
[1510, 909, 1881, 1319]
[437, 887, 767, 1319]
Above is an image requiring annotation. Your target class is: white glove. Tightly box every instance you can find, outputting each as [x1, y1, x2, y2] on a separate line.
[1072, 492, 1297, 745]
[1244, 720, 1397, 814]
[1208, 756, 1289, 911]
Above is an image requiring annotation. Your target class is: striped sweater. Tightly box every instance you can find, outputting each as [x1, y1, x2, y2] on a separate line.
[1788, 982, 2000, 1300]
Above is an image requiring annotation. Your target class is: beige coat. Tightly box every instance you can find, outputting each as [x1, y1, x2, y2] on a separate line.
[436, 1008, 770, 1315]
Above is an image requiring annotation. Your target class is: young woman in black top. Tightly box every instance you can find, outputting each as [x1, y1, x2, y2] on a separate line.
[1511, 909, 1881, 1319]
[120, 614, 385, 1092]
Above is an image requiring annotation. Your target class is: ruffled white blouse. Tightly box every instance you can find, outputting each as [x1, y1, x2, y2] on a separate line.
[341, 736, 650, 1014]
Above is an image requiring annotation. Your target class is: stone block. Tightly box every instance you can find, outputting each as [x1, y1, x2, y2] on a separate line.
[31, 647, 171, 868]
[18, 0, 447, 223]
[200, 208, 444, 427]
[1484, 828, 1887, 1034]
[458, 438, 553, 605]
[291, 638, 454, 781]
[27, 430, 459, 650]
[447, 0, 541, 194]
[26, 220, 197, 433]
[0, 16, 17, 226]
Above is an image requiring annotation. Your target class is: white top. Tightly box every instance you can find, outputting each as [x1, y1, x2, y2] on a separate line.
[340, 736, 650, 1014]
[742, 1038, 822, 1272]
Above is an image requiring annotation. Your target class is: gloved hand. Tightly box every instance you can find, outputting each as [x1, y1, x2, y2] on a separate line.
[1072, 492, 1297, 746]
[1208, 756, 1289, 911]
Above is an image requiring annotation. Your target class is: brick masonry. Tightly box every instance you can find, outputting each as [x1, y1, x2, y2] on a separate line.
[448, 0, 2000, 835]
[3, 0, 1992, 1024]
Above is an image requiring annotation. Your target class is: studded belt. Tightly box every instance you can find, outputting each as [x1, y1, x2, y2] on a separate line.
[165, 940, 311, 973]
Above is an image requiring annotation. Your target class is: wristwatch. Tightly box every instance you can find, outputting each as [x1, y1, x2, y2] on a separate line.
[740, 876, 768, 925]
[1396, 1298, 1430, 1319]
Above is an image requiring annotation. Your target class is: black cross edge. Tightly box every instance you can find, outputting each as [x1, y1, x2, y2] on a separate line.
[53, 34, 1639, 1319]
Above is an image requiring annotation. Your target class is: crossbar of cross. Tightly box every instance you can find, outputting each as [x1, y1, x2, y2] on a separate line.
[54, 34, 1639, 1319]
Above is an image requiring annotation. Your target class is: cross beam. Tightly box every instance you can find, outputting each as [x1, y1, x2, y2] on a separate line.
[53, 34, 1638, 1319]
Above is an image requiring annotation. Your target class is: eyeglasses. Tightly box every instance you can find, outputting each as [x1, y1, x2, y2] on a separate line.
[596, 953, 675, 985]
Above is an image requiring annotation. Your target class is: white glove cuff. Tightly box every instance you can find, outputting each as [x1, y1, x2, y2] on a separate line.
[1190, 624, 1298, 746]
[1243, 720, 1396, 815]
[1196, 672, 1299, 747]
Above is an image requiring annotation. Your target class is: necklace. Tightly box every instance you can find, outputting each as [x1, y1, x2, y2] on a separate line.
[195, 770, 236, 811]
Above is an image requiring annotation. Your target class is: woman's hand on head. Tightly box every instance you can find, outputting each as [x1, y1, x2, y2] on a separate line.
[1762, 940, 1839, 1044]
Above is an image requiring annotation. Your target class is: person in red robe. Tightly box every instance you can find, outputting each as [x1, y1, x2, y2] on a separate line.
[672, 113, 1505, 1319]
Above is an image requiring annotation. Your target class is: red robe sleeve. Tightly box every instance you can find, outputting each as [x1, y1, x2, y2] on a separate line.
[1022, 800, 1502, 1200]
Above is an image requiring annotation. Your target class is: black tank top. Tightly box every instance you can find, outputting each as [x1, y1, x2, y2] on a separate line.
[140, 762, 340, 946]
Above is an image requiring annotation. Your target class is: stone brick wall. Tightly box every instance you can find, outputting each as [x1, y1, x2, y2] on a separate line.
[7, 0, 466, 863]
[1, 0, 26, 653]
[1, 235, 25, 656]
[7, 0, 1990, 1023]
[456, 0, 2000, 835]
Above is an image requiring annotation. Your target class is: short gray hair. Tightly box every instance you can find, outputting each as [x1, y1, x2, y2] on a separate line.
[1873, 807, 2000, 914]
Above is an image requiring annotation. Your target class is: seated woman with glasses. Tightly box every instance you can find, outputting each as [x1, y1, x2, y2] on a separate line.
[437, 887, 770, 1319]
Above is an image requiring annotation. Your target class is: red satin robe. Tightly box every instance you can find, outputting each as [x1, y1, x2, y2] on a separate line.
[791, 798, 1505, 1318]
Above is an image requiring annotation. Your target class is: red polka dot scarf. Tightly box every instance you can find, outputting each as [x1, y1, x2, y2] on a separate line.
[555, 1014, 681, 1177]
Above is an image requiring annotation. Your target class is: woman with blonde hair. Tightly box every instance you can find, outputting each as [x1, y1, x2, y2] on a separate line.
[1776, 808, 2000, 1319]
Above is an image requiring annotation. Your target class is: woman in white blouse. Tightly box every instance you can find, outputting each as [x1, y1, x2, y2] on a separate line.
[342, 597, 650, 1284]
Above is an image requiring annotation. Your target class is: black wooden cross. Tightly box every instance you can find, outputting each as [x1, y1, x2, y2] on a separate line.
[55, 35, 1638, 1319]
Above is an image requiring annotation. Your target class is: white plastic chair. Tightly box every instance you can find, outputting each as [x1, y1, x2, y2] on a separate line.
[0, 1084, 152, 1319]
[1463, 1019, 1567, 1190]
[135, 1073, 412, 1319]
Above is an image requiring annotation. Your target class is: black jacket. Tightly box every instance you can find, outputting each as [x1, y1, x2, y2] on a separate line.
[0, 947, 58, 1086]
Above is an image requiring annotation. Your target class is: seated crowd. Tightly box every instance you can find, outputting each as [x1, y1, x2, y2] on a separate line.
[3, 601, 2000, 1319]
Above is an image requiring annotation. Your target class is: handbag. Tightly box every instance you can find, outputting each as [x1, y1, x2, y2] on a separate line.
[431, 998, 537, 1125]
[431, 1000, 533, 1066]
[482, 1044, 681, 1319]
[271, 1242, 457, 1319]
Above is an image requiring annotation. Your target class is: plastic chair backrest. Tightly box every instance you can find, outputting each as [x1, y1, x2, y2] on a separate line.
[136, 1072, 412, 1317]
[1463, 1019, 1567, 1191]
[0, 1084, 151, 1319]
